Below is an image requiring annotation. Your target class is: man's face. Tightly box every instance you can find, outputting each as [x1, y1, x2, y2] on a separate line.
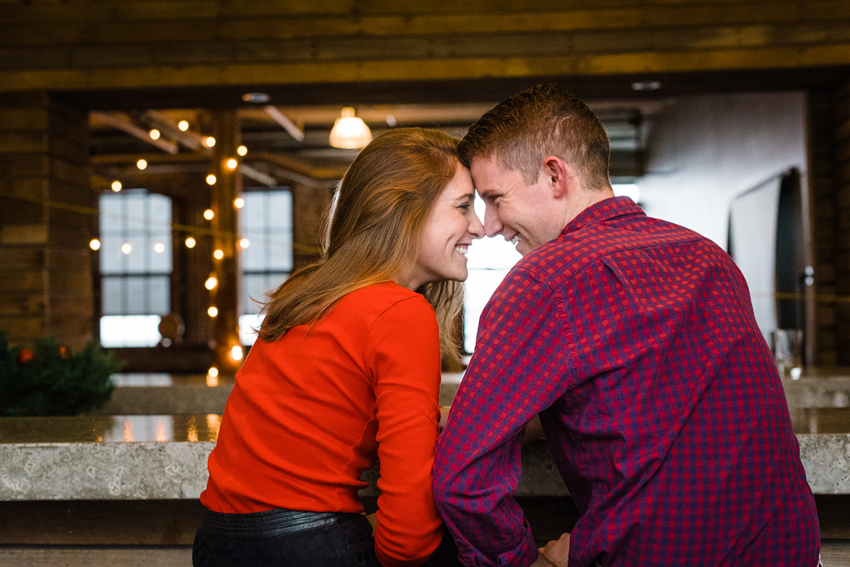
[469, 156, 564, 256]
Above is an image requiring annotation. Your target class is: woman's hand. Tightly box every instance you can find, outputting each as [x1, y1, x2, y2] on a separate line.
[439, 405, 451, 431]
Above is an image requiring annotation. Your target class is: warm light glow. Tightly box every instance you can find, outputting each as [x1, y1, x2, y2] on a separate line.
[203, 209, 214, 220]
[237, 145, 248, 156]
[136, 159, 147, 170]
[123, 420, 134, 443]
[111, 180, 122, 192]
[206, 374, 219, 387]
[178, 120, 189, 131]
[121, 242, 132, 254]
[329, 107, 372, 149]
[154, 242, 165, 253]
[213, 249, 224, 260]
[204, 136, 216, 148]
[156, 419, 167, 442]
[208, 306, 218, 317]
[239, 238, 250, 249]
[89, 239, 101, 251]
[185, 236, 196, 248]
[205, 276, 218, 290]
[149, 128, 161, 140]
[234, 197, 244, 208]
[208, 366, 219, 378]
[206, 174, 217, 185]
[230, 345, 244, 361]
[226, 158, 238, 170]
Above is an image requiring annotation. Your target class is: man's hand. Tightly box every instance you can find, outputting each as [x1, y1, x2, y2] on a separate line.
[536, 532, 571, 567]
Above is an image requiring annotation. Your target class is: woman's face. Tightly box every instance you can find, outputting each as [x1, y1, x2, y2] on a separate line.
[404, 163, 484, 289]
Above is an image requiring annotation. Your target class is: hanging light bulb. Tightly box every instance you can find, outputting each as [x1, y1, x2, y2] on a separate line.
[226, 158, 238, 170]
[89, 239, 101, 251]
[185, 236, 196, 248]
[204, 209, 215, 220]
[111, 180, 122, 192]
[178, 120, 190, 131]
[205, 275, 218, 290]
[234, 197, 244, 208]
[230, 345, 244, 361]
[136, 159, 147, 170]
[213, 249, 224, 260]
[206, 174, 217, 185]
[204, 136, 216, 148]
[239, 238, 250, 249]
[149, 128, 161, 140]
[121, 243, 132, 254]
[237, 145, 248, 156]
[329, 107, 372, 149]
[208, 306, 218, 317]
[154, 242, 165, 253]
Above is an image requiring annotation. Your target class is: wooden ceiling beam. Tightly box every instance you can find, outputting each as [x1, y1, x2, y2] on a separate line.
[90, 111, 179, 154]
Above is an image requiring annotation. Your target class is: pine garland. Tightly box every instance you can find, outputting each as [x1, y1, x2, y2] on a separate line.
[0, 332, 123, 417]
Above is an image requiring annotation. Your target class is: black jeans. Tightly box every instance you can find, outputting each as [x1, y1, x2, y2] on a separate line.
[193, 507, 461, 567]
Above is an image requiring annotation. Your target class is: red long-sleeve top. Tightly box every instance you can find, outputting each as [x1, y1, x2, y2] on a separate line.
[201, 282, 444, 566]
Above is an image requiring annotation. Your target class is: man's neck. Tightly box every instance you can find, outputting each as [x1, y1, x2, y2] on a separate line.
[562, 185, 615, 229]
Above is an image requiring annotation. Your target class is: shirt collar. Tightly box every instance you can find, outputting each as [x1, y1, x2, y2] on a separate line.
[563, 196, 644, 235]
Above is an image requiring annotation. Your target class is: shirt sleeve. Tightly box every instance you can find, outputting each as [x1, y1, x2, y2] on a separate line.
[433, 268, 572, 567]
[366, 295, 444, 567]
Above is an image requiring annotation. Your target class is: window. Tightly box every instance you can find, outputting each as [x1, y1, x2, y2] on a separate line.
[98, 189, 172, 347]
[239, 189, 293, 345]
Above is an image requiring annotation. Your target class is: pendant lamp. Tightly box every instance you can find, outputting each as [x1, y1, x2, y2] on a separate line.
[329, 107, 372, 149]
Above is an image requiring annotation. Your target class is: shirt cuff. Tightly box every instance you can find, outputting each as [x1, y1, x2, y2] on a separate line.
[455, 525, 537, 567]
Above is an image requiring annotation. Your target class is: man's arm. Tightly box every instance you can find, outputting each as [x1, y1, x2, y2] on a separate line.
[433, 268, 572, 567]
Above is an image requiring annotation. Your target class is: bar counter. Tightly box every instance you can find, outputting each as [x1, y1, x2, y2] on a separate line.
[1, 372, 850, 500]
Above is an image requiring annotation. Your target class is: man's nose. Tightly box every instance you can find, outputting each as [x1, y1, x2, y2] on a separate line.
[484, 206, 502, 238]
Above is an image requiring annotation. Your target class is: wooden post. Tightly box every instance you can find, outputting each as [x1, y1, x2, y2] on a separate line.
[209, 111, 243, 373]
[0, 92, 92, 351]
[291, 182, 333, 271]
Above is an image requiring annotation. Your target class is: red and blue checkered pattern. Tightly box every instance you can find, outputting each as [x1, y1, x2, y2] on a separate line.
[434, 197, 820, 567]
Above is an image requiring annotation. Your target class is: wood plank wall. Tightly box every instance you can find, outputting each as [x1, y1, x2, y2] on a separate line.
[835, 80, 850, 365]
[0, 93, 92, 350]
[0, 0, 847, 92]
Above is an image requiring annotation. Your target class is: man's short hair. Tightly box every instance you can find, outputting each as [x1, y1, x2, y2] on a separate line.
[458, 84, 611, 190]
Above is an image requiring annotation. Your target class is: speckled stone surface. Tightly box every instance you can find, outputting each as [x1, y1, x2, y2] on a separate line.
[0, 441, 214, 500]
[797, 434, 850, 494]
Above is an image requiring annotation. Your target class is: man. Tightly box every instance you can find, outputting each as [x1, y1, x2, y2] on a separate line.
[432, 84, 820, 567]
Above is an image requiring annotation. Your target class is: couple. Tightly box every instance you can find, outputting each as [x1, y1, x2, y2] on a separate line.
[194, 85, 820, 567]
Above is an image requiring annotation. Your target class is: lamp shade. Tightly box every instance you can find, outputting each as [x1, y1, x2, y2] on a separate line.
[329, 107, 372, 149]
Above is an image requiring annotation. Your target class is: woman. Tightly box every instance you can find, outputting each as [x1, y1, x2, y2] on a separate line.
[194, 128, 484, 567]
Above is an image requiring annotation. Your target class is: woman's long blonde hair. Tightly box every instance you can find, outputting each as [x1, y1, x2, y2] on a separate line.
[259, 128, 464, 366]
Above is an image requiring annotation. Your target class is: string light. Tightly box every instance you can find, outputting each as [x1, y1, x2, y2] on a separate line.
[226, 158, 238, 170]
[121, 243, 132, 254]
[178, 120, 189, 131]
[208, 306, 218, 317]
[205, 276, 218, 290]
[111, 180, 122, 192]
[239, 238, 250, 249]
[234, 197, 244, 208]
[206, 174, 217, 185]
[208, 366, 219, 378]
[204, 136, 216, 148]
[136, 159, 147, 170]
[230, 345, 244, 361]
[154, 242, 165, 253]
[237, 145, 247, 156]
[149, 129, 161, 140]
[203, 209, 214, 220]
[213, 249, 224, 260]
[89, 239, 101, 251]
[185, 236, 196, 248]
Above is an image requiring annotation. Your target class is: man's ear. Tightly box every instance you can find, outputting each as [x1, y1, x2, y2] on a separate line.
[542, 156, 575, 200]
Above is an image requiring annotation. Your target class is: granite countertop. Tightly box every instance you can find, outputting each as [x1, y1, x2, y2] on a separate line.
[1, 370, 849, 501]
